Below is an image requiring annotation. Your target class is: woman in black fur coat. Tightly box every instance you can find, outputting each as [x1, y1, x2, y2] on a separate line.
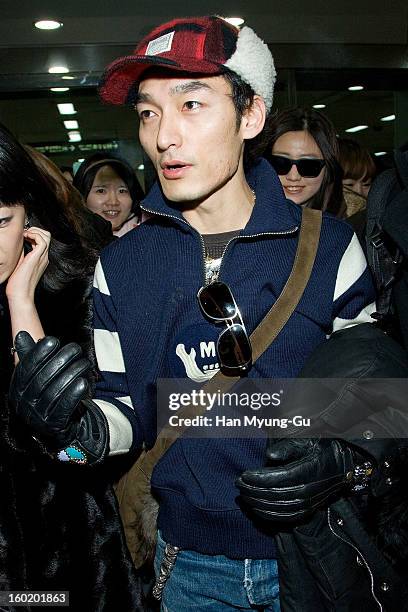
[0, 123, 142, 611]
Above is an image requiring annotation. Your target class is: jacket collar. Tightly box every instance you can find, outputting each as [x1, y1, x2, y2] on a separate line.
[140, 157, 300, 235]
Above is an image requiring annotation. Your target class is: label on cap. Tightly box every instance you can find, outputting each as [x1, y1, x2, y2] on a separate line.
[146, 31, 175, 56]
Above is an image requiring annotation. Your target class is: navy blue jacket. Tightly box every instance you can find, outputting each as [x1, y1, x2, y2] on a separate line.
[92, 159, 376, 558]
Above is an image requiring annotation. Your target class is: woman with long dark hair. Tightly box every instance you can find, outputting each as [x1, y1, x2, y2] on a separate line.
[73, 152, 144, 236]
[0, 122, 142, 611]
[266, 107, 345, 216]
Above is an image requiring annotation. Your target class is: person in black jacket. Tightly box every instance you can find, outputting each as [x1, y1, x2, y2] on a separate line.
[237, 323, 408, 611]
[0, 122, 142, 611]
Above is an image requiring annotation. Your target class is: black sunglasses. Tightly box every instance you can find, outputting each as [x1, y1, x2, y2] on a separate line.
[197, 281, 252, 372]
[270, 155, 326, 178]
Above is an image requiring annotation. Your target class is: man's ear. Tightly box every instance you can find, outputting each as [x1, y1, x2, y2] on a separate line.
[241, 95, 266, 140]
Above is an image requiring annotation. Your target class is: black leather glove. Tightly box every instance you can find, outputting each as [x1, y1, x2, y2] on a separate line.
[9, 331, 109, 465]
[237, 438, 356, 522]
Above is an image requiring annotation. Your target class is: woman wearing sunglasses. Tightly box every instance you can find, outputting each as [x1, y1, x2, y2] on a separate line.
[267, 107, 346, 217]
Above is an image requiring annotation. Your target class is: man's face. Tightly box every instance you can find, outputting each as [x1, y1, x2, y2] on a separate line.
[136, 74, 245, 204]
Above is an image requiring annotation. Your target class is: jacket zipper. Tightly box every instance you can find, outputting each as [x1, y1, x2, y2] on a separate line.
[140, 204, 208, 285]
[215, 229, 298, 284]
[327, 508, 383, 611]
[140, 204, 298, 286]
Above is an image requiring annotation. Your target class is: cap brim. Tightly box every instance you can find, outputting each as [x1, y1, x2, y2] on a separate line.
[99, 54, 223, 105]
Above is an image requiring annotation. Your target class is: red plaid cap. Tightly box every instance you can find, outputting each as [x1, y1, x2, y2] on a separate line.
[99, 15, 276, 112]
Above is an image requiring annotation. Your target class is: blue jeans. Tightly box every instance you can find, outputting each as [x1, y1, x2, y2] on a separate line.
[154, 531, 280, 611]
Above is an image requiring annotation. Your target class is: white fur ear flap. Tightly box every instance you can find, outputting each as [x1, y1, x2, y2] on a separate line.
[224, 26, 276, 113]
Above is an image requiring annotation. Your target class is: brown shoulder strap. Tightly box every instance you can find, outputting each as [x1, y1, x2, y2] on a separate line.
[250, 206, 322, 362]
[203, 206, 322, 392]
[140, 207, 322, 476]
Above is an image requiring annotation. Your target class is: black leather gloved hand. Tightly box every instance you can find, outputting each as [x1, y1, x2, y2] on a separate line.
[9, 331, 109, 465]
[237, 438, 356, 522]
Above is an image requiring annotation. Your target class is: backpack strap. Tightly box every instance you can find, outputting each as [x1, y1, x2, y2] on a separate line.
[249, 207, 322, 362]
[366, 169, 402, 320]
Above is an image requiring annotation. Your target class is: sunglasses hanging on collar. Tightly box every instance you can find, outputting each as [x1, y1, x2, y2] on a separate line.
[197, 281, 252, 373]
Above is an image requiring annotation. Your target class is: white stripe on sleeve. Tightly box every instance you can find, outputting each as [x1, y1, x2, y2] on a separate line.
[117, 395, 135, 410]
[94, 329, 126, 373]
[93, 259, 111, 295]
[333, 234, 367, 301]
[332, 301, 376, 334]
[94, 399, 133, 455]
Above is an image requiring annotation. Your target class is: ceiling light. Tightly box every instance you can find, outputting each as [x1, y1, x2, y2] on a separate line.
[137, 164, 145, 171]
[374, 151, 387, 157]
[61, 75, 75, 80]
[348, 85, 364, 91]
[345, 125, 368, 133]
[313, 104, 326, 109]
[68, 131, 82, 143]
[380, 114, 396, 122]
[57, 103, 76, 115]
[34, 20, 63, 30]
[50, 87, 70, 92]
[63, 120, 79, 130]
[224, 17, 245, 26]
[48, 66, 69, 74]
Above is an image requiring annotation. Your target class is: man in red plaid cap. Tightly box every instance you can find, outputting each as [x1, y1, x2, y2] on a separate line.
[10, 15, 379, 611]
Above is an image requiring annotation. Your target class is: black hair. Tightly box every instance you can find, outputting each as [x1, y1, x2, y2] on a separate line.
[264, 107, 345, 216]
[221, 69, 255, 129]
[73, 153, 144, 218]
[0, 122, 104, 292]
